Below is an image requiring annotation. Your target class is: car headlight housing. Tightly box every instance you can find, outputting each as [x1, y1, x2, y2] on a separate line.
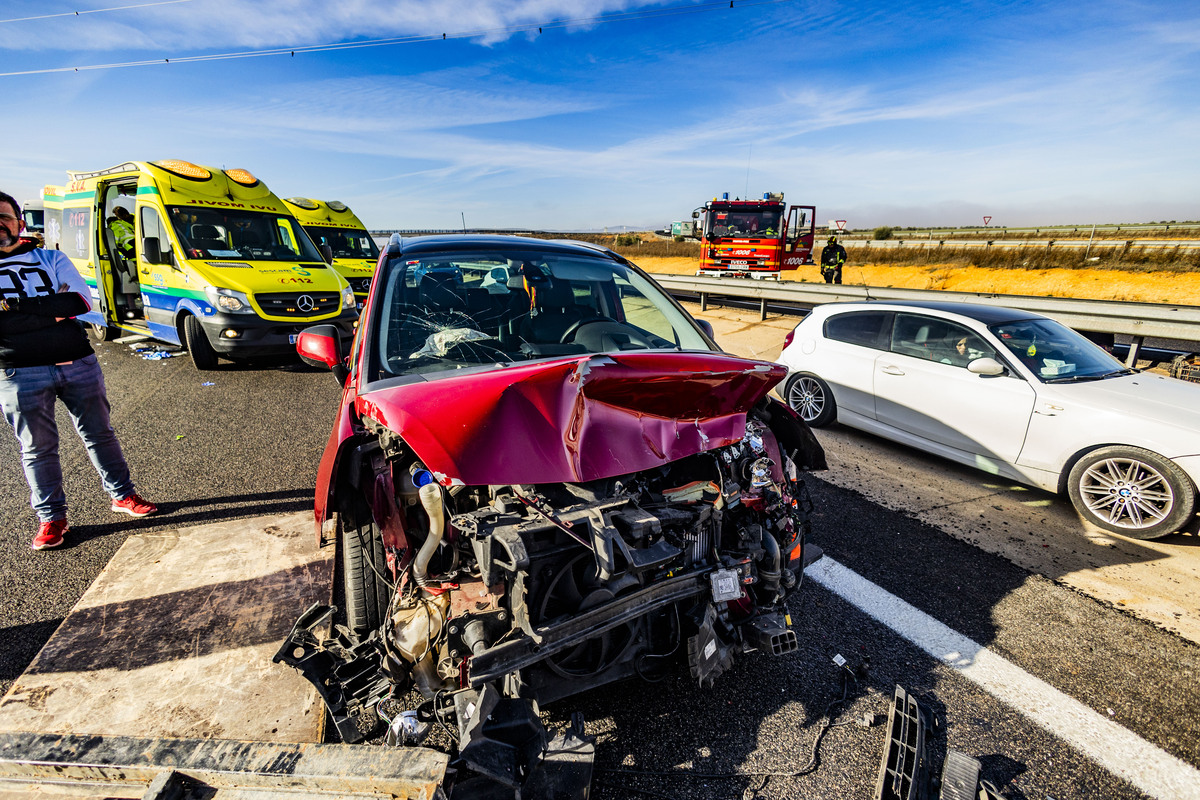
[342, 285, 356, 310]
[205, 286, 255, 314]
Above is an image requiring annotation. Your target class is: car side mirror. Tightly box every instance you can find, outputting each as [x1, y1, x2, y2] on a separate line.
[968, 357, 1006, 376]
[297, 324, 348, 385]
[696, 319, 715, 340]
[320, 243, 334, 265]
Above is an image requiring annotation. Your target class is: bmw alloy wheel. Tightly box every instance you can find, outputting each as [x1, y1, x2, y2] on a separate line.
[785, 374, 835, 427]
[1068, 446, 1196, 539]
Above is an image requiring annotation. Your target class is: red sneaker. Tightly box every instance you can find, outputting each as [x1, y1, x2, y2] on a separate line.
[111, 493, 158, 518]
[32, 519, 68, 550]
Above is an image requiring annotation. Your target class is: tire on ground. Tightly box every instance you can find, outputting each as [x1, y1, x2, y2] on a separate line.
[1067, 445, 1197, 540]
[88, 322, 118, 342]
[785, 373, 837, 428]
[340, 493, 392, 640]
[183, 314, 219, 370]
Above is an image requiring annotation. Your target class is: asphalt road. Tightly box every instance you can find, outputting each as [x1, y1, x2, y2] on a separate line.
[1, 336, 1198, 800]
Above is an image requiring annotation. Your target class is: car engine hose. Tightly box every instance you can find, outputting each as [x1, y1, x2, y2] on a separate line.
[759, 530, 783, 604]
[414, 482, 445, 587]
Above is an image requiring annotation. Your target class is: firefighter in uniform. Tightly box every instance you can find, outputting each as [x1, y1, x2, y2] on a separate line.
[820, 235, 846, 284]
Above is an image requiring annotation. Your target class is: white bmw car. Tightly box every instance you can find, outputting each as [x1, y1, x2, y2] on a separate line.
[777, 300, 1200, 539]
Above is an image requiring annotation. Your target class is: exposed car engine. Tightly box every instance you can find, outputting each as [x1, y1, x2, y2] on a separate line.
[278, 398, 822, 796]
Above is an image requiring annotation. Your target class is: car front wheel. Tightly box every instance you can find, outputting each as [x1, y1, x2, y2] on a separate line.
[1067, 446, 1196, 539]
[339, 493, 392, 639]
[785, 373, 836, 427]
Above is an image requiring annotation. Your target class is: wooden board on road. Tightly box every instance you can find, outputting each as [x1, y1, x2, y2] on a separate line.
[0, 511, 333, 743]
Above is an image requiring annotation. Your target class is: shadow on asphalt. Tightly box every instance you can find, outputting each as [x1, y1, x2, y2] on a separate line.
[22, 563, 325, 675]
[0, 621, 63, 685]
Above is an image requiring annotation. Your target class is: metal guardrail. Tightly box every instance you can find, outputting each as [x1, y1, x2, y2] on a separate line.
[653, 274, 1200, 346]
[857, 223, 1200, 237]
[837, 238, 1200, 251]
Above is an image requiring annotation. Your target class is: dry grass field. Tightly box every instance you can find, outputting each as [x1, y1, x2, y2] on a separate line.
[540, 232, 1200, 305]
[630, 256, 1200, 306]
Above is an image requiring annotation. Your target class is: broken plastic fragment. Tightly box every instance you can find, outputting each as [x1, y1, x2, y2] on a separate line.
[663, 480, 719, 503]
[411, 327, 493, 358]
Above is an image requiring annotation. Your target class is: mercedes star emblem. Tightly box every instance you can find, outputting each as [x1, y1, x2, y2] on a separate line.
[296, 295, 315, 312]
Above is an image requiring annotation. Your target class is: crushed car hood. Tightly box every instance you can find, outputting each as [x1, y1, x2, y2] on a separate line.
[357, 351, 788, 485]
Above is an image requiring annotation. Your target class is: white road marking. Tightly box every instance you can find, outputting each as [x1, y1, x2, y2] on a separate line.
[806, 557, 1200, 800]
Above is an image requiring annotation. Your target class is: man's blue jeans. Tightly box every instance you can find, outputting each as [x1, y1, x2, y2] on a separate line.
[0, 354, 133, 522]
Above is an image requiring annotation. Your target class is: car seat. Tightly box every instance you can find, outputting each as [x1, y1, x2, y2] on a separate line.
[518, 281, 596, 343]
[418, 272, 466, 314]
[189, 224, 227, 252]
[233, 229, 263, 250]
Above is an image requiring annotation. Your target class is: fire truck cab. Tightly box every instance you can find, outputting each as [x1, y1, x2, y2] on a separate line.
[693, 192, 815, 280]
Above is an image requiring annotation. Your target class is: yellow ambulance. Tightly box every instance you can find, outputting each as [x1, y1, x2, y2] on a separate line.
[42, 160, 358, 370]
[281, 197, 379, 307]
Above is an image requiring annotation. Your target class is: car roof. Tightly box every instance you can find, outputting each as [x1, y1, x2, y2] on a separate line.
[384, 233, 622, 260]
[819, 300, 1044, 325]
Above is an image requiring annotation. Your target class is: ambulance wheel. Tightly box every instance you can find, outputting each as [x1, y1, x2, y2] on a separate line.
[88, 322, 118, 342]
[183, 315, 219, 370]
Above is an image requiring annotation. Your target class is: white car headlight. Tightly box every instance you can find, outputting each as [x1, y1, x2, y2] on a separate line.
[342, 285, 356, 310]
[205, 286, 255, 314]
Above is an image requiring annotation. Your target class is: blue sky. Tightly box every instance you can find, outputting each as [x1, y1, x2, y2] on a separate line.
[2, 0, 1197, 231]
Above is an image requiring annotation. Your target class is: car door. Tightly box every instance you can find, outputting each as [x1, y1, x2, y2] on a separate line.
[872, 313, 1037, 466]
[814, 310, 893, 421]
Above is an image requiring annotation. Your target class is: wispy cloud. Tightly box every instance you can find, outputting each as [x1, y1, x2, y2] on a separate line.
[0, 0, 679, 53]
[4, 0, 1196, 229]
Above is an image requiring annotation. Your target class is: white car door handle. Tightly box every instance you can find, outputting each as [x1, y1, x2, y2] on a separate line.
[880, 365, 905, 376]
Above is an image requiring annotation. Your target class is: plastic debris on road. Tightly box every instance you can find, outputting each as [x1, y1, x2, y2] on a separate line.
[130, 344, 182, 360]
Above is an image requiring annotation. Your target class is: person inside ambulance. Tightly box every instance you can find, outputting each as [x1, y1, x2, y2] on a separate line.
[107, 205, 135, 259]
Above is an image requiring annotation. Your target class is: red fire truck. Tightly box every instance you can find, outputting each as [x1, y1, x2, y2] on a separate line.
[692, 192, 816, 279]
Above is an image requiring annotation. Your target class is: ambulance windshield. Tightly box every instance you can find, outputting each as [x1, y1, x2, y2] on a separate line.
[167, 206, 325, 263]
[303, 225, 381, 260]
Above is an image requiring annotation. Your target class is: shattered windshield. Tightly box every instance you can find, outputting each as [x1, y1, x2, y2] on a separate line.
[167, 206, 325, 262]
[367, 249, 713, 381]
[303, 225, 381, 260]
[989, 318, 1126, 381]
[705, 209, 783, 237]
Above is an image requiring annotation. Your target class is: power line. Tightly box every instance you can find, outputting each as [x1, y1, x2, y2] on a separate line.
[1, 0, 794, 77]
[0, 0, 194, 25]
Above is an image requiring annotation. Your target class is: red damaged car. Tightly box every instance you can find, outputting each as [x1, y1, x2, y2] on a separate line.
[278, 234, 826, 797]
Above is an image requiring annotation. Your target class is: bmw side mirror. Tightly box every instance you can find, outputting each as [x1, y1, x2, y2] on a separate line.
[968, 357, 1006, 376]
[297, 324, 348, 385]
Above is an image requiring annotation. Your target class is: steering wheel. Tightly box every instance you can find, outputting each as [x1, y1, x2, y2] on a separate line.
[559, 315, 616, 343]
[560, 318, 655, 350]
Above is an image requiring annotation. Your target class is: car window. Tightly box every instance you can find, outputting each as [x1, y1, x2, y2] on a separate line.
[891, 314, 996, 367]
[989, 317, 1125, 381]
[823, 311, 891, 349]
[367, 250, 712, 381]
